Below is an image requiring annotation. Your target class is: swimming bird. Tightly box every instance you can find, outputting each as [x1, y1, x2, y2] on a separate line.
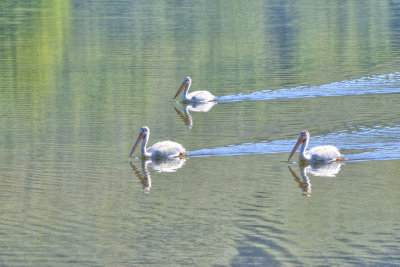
[130, 126, 186, 158]
[288, 130, 342, 162]
[174, 77, 215, 103]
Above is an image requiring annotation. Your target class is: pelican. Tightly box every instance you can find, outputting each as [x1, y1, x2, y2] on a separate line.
[130, 126, 186, 158]
[174, 77, 215, 103]
[288, 130, 342, 162]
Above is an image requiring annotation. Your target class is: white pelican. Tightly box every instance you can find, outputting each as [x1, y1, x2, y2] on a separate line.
[288, 130, 342, 162]
[130, 126, 186, 158]
[174, 77, 215, 103]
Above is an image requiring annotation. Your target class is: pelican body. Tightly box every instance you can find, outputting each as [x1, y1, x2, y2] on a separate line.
[130, 126, 186, 158]
[288, 130, 342, 162]
[174, 77, 215, 103]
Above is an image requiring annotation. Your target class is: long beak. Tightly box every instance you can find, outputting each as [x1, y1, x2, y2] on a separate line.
[288, 137, 304, 161]
[174, 82, 187, 99]
[130, 133, 145, 157]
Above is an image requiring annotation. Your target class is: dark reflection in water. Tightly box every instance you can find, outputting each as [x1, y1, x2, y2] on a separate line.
[389, 1, 400, 45]
[231, 244, 281, 267]
[264, 2, 297, 71]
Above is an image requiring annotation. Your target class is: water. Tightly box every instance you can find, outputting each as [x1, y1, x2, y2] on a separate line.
[216, 73, 400, 102]
[1, 1, 400, 266]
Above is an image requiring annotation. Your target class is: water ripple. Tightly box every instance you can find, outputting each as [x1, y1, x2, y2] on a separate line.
[216, 72, 400, 102]
[189, 125, 400, 162]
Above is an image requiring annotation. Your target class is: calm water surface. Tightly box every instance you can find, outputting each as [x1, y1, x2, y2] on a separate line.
[1, 1, 400, 266]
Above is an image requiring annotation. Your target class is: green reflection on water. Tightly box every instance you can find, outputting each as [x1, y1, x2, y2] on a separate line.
[1, 1, 400, 266]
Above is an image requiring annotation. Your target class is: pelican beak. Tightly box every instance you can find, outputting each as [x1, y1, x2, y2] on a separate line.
[130, 133, 145, 157]
[288, 137, 305, 161]
[174, 82, 187, 99]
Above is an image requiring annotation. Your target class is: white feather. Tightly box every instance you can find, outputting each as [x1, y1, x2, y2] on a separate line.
[187, 90, 215, 103]
[130, 126, 186, 159]
[147, 141, 186, 158]
[306, 145, 342, 162]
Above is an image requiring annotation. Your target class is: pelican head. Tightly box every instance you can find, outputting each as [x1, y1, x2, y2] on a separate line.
[130, 126, 150, 157]
[174, 77, 192, 99]
[288, 130, 310, 161]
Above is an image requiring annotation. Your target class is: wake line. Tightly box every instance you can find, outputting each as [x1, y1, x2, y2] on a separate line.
[215, 72, 400, 102]
[188, 125, 400, 162]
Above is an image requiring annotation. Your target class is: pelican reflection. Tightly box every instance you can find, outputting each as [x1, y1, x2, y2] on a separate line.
[130, 157, 187, 192]
[130, 161, 152, 192]
[288, 162, 343, 196]
[173, 102, 216, 129]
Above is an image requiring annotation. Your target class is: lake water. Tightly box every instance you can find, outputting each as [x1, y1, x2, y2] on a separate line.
[1, 1, 400, 266]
